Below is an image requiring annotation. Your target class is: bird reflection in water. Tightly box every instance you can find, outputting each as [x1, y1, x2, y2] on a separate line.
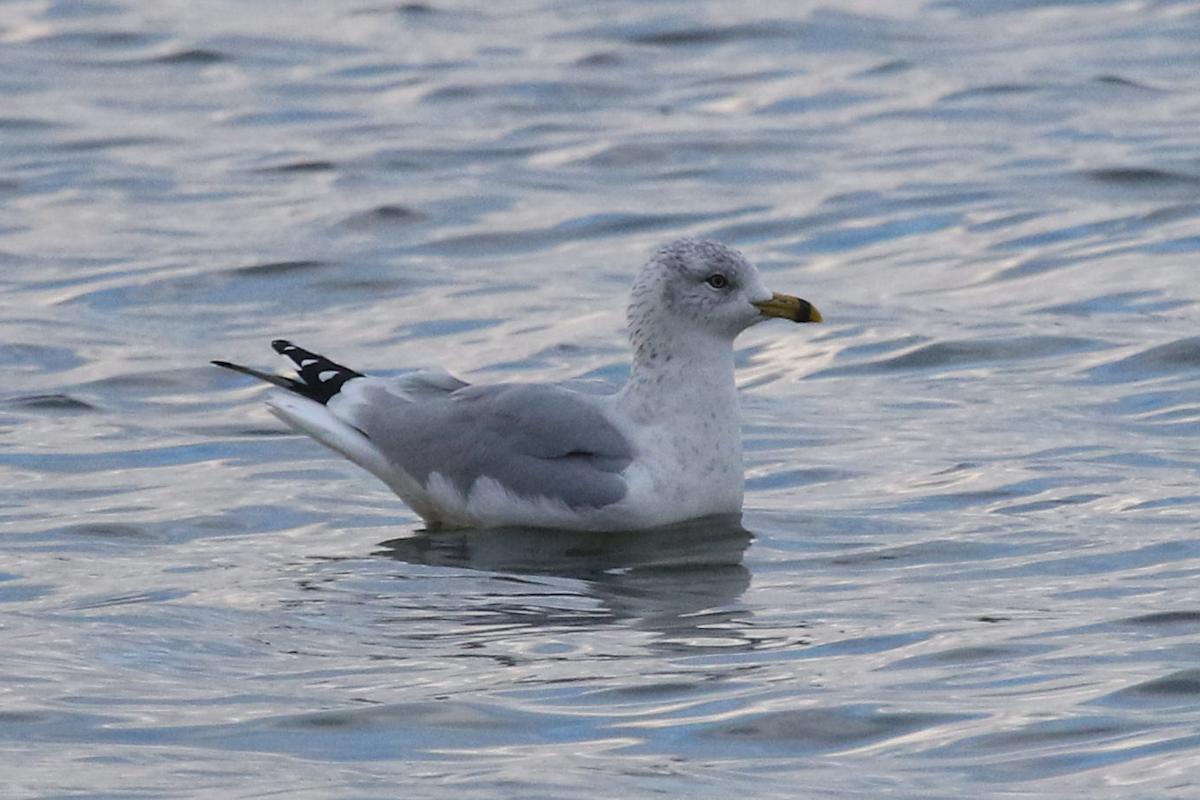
[376, 514, 754, 647]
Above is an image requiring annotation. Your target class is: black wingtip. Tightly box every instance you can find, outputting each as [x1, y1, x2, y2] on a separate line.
[211, 358, 301, 391]
[271, 340, 364, 404]
[211, 358, 247, 373]
[213, 341, 364, 404]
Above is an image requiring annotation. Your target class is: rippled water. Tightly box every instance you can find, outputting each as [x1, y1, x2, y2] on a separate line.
[6, 0, 1200, 797]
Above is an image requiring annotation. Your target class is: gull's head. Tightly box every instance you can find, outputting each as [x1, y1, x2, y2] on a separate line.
[628, 238, 821, 343]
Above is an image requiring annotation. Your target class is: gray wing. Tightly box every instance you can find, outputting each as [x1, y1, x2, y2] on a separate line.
[349, 381, 633, 509]
[377, 368, 470, 399]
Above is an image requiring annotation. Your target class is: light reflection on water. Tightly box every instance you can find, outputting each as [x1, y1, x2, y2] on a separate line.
[5, 0, 1200, 797]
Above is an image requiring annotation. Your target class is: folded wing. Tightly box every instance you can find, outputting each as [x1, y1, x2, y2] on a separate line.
[344, 381, 633, 510]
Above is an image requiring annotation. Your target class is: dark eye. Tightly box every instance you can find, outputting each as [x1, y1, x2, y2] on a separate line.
[705, 273, 729, 290]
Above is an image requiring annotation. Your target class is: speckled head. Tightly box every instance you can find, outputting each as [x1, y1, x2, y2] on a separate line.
[627, 238, 820, 343]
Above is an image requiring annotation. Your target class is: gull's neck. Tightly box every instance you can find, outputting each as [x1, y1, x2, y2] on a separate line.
[619, 323, 741, 421]
[616, 315, 748, 519]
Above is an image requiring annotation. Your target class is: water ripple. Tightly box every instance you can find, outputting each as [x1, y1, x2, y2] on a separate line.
[6, 0, 1200, 797]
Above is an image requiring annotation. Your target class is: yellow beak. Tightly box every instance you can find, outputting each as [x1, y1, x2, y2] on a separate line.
[753, 292, 823, 323]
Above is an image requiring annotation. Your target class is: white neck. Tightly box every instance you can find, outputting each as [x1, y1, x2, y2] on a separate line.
[614, 324, 747, 519]
[619, 326, 740, 423]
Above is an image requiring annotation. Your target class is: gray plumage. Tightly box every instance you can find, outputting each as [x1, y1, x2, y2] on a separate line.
[349, 380, 632, 509]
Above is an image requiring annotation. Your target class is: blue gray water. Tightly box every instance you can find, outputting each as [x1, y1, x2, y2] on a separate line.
[5, 0, 1200, 797]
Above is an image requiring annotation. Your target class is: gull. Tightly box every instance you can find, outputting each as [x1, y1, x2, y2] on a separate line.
[213, 238, 821, 530]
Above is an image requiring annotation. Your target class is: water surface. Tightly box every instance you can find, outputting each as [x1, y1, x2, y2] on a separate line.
[5, 1, 1200, 797]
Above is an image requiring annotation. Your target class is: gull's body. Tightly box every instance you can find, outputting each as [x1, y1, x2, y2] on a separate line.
[214, 238, 820, 530]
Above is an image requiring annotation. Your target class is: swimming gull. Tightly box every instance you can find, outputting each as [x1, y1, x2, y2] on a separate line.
[213, 238, 821, 530]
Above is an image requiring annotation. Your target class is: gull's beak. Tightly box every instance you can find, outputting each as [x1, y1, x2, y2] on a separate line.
[753, 292, 823, 323]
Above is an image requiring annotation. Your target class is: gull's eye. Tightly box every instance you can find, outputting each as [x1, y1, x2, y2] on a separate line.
[705, 273, 729, 290]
